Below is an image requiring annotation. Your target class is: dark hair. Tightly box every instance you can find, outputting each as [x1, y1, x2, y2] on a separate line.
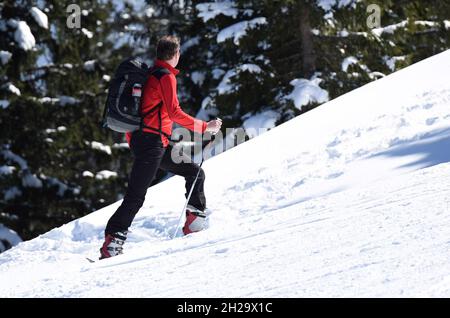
[156, 35, 180, 61]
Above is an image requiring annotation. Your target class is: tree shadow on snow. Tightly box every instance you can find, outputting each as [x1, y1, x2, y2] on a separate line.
[371, 127, 450, 170]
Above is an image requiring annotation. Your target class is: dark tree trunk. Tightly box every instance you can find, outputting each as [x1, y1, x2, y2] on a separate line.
[299, 5, 316, 78]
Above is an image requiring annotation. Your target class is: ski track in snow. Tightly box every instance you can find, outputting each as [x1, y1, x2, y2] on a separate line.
[1, 50, 450, 297]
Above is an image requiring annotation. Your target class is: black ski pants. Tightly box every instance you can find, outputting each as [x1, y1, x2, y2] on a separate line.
[105, 131, 206, 235]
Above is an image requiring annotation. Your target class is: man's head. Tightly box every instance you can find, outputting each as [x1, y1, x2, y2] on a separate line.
[156, 35, 180, 67]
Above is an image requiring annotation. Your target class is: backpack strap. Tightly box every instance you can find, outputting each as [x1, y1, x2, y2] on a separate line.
[139, 67, 171, 139]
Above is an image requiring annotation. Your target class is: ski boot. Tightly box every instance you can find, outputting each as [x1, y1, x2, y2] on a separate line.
[182, 205, 207, 235]
[99, 231, 127, 260]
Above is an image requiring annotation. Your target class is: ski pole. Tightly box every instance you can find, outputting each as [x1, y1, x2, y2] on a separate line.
[172, 131, 217, 239]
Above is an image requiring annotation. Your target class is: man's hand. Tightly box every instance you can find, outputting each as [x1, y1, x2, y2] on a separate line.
[205, 118, 222, 134]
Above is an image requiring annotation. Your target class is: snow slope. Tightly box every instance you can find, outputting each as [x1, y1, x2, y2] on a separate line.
[1, 50, 450, 297]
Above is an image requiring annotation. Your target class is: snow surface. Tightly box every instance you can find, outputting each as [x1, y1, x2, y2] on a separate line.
[0, 224, 22, 253]
[83, 60, 96, 71]
[384, 56, 407, 72]
[0, 50, 12, 65]
[180, 37, 200, 53]
[342, 56, 359, 72]
[30, 7, 48, 29]
[40, 96, 79, 106]
[1, 51, 450, 297]
[112, 143, 129, 150]
[317, 0, 357, 12]
[90, 141, 112, 155]
[58, 96, 79, 106]
[0, 100, 10, 109]
[445, 21, 450, 30]
[45, 176, 72, 197]
[217, 64, 263, 95]
[5, 83, 21, 96]
[196, 97, 219, 121]
[14, 21, 36, 51]
[372, 20, 439, 37]
[216, 70, 237, 95]
[191, 71, 205, 86]
[22, 173, 43, 188]
[82, 171, 94, 178]
[95, 170, 118, 180]
[3, 187, 21, 201]
[1, 150, 28, 170]
[286, 75, 329, 110]
[196, 2, 238, 23]
[217, 17, 267, 45]
[0, 166, 15, 175]
[81, 28, 94, 39]
[242, 110, 280, 138]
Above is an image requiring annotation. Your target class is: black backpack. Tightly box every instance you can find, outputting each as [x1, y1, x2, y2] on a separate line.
[102, 57, 170, 135]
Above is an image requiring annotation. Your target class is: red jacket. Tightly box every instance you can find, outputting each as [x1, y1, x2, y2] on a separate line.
[126, 59, 207, 146]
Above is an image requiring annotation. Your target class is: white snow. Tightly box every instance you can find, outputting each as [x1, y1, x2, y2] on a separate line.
[0, 100, 10, 109]
[239, 63, 262, 73]
[4, 187, 22, 201]
[369, 71, 386, 79]
[445, 20, 450, 30]
[216, 64, 263, 95]
[81, 28, 94, 39]
[384, 55, 407, 71]
[82, 171, 95, 178]
[112, 143, 129, 150]
[212, 68, 225, 79]
[317, 0, 357, 11]
[242, 110, 280, 138]
[180, 36, 200, 53]
[191, 71, 206, 86]
[373, 20, 408, 36]
[40, 97, 59, 105]
[0, 51, 12, 65]
[14, 21, 36, 51]
[216, 69, 237, 95]
[286, 75, 329, 110]
[1, 150, 28, 170]
[95, 170, 118, 180]
[46, 177, 69, 196]
[30, 7, 48, 29]
[341, 56, 359, 72]
[341, 58, 370, 75]
[5, 83, 21, 96]
[372, 20, 437, 37]
[83, 60, 96, 71]
[90, 141, 112, 155]
[144, 6, 155, 18]
[0, 166, 15, 176]
[41, 96, 79, 106]
[0, 224, 22, 253]
[196, 2, 238, 23]
[1, 50, 450, 297]
[414, 20, 439, 27]
[58, 96, 79, 106]
[196, 96, 219, 121]
[22, 173, 43, 188]
[217, 17, 267, 45]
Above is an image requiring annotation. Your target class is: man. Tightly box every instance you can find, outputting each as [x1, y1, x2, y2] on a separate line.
[100, 35, 222, 259]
